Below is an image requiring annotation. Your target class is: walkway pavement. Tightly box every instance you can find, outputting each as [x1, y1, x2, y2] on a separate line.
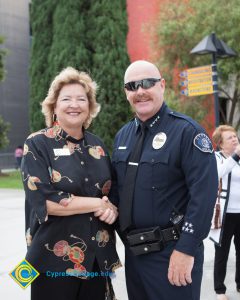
[0, 189, 238, 299]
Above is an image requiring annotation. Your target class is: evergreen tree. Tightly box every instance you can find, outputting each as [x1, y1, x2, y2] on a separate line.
[30, 0, 131, 150]
[0, 36, 9, 151]
[0, 115, 10, 150]
[86, 0, 131, 150]
[0, 36, 6, 81]
[30, 0, 57, 130]
[48, 0, 91, 76]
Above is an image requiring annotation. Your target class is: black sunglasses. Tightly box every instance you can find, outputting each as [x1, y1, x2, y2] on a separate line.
[124, 78, 161, 91]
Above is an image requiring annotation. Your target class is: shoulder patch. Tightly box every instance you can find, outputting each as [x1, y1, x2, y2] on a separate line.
[193, 133, 213, 153]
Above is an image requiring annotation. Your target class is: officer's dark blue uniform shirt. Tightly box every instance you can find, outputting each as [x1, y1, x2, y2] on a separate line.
[112, 102, 218, 257]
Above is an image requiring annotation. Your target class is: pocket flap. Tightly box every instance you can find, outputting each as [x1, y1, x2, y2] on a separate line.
[112, 148, 131, 163]
[141, 151, 169, 164]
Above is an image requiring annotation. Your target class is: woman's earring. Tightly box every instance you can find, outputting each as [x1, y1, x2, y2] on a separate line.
[52, 114, 58, 126]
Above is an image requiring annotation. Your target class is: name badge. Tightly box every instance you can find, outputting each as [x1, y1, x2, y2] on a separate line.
[53, 148, 71, 156]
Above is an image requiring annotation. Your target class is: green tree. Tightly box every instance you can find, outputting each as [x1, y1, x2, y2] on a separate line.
[0, 36, 9, 152]
[30, 0, 57, 130]
[155, 0, 240, 129]
[48, 0, 91, 76]
[30, 0, 91, 131]
[88, 0, 131, 149]
[0, 36, 6, 81]
[30, 0, 130, 151]
[0, 116, 10, 150]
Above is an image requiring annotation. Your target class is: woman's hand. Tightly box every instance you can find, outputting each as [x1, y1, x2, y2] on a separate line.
[234, 144, 240, 157]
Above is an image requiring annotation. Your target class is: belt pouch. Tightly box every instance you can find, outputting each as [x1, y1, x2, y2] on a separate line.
[130, 241, 164, 256]
[127, 226, 161, 246]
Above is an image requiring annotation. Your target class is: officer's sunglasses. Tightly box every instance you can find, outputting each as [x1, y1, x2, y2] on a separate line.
[124, 78, 161, 91]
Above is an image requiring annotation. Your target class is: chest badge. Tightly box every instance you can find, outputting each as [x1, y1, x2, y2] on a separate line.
[152, 132, 167, 149]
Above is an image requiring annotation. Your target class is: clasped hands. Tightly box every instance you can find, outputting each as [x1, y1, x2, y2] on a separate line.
[59, 195, 118, 225]
[94, 196, 118, 224]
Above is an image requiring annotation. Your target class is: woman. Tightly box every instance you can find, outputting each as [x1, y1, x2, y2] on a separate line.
[209, 125, 240, 300]
[14, 145, 23, 169]
[21, 67, 121, 300]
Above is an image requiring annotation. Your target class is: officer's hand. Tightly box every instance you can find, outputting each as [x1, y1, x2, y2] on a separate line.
[168, 250, 194, 286]
[94, 196, 118, 224]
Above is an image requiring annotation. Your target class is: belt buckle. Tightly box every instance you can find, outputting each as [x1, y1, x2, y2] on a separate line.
[155, 227, 164, 241]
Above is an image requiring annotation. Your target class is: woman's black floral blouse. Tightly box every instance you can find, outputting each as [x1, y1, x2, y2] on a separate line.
[21, 124, 121, 276]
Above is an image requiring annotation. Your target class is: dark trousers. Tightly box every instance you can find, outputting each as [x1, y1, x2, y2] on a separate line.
[214, 213, 240, 294]
[125, 241, 204, 300]
[31, 261, 108, 300]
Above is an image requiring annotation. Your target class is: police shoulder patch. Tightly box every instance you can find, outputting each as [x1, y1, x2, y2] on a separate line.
[193, 133, 213, 153]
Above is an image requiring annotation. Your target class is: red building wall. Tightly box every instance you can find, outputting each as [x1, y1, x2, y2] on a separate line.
[126, 0, 159, 62]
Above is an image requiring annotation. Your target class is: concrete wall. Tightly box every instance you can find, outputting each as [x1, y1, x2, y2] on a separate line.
[0, 0, 30, 156]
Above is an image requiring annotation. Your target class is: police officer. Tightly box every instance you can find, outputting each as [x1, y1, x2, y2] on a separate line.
[111, 60, 218, 300]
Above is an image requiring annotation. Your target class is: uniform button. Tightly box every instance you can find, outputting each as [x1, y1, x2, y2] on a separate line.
[152, 186, 155, 190]
[89, 217, 93, 221]
[85, 178, 89, 182]
[140, 236, 144, 241]
[91, 236, 95, 241]
[151, 159, 155, 163]
[81, 161, 84, 165]
[144, 247, 148, 252]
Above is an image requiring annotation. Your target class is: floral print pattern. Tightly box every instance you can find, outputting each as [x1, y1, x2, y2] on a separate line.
[21, 125, 121, 275]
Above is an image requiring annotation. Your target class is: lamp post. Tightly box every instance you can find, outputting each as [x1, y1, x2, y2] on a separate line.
[190, 32, 237, 128]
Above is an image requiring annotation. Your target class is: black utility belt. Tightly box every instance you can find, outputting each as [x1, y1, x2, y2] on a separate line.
[126, 225, 181, 256]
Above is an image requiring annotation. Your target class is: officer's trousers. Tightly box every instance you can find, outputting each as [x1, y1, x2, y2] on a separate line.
[214, 213, 240, 294]
[125, 241, 204, 300]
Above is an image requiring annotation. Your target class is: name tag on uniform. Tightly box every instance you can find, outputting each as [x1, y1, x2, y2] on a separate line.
[118, 146, 127, 150]
[53, 148, 71, 156]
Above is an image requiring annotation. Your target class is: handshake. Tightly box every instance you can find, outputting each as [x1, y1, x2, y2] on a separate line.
[59, 195, 118, 225]
[94, 196, 118, 225]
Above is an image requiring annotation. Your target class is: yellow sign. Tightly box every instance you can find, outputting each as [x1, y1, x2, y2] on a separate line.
[187, 75, 213, 85]
[9, 259, 39, 289]
[180, 65, 214, 96]
[187, 65, 212, 77]
[188, 84, 214, 97]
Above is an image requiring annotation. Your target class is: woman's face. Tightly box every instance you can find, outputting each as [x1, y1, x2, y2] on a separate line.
[54, 83, 89, 130]
[220, 130, 239, 155]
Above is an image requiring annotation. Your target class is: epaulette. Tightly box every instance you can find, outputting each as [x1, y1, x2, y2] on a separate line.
[168, 110, 202, 131]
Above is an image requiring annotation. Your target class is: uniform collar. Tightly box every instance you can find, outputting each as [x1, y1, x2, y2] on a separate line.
[134, 102, 167, 134]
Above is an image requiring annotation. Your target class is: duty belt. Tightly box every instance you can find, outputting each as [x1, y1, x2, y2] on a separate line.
[126, 225, 181, 256]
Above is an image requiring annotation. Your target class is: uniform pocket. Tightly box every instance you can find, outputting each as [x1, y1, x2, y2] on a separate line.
[139, 151, 170, 189]
[112, 149, 130, 188]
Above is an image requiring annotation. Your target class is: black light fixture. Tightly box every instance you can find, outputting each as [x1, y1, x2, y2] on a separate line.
[190, 32, 237, 127]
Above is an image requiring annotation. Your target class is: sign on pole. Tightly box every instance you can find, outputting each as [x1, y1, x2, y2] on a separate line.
[180, 65, 216, 96]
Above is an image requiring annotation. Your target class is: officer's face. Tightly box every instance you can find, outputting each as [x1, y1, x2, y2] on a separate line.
[124, 62, 165, 122]
[220, 130, 239, 155]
